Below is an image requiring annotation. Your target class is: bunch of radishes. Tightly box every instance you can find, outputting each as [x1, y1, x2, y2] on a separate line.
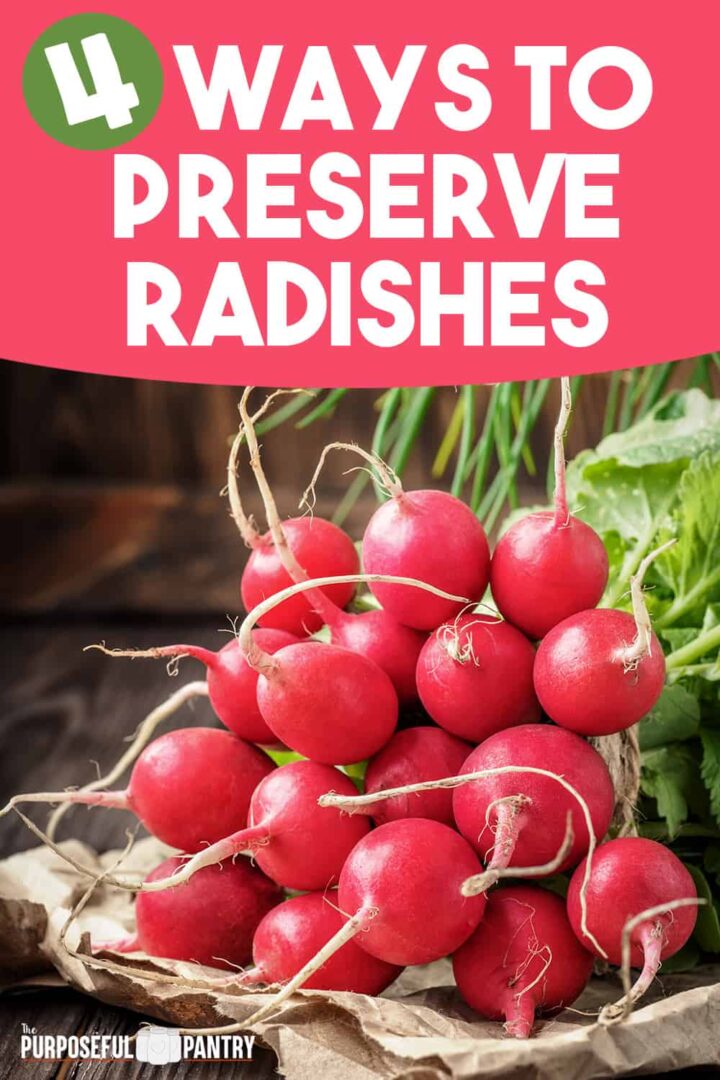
[3, 382, 701, 1040]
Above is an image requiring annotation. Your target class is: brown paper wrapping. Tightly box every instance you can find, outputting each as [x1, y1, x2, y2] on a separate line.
[1, 839, 719, 1078]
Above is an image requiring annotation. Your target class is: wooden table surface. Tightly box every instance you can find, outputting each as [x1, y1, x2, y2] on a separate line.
[0, 616, 280, 1079]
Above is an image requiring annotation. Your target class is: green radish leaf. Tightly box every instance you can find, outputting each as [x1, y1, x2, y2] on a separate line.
[700, 727, 720, 825]
[652, 453, 720, 631]
[639, 685, 701, 751]
[564, 390, 720, 611]
[640, 745, 705, 837]
[684, 864, 720, 952]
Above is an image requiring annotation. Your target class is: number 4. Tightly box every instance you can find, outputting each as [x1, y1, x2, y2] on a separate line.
[45, 32, 140, 130]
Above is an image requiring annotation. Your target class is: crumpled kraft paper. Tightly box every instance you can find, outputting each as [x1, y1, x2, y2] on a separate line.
[1, 838, 719, 1079]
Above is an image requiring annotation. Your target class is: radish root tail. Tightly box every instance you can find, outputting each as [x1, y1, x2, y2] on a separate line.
[599, 897, 706, 1025]
[238, 573, 471, 674]
[177, 906, 379, 1035]
[463, 810, 573, 896]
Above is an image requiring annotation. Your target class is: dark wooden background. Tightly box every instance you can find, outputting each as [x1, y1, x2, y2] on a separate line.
[0, 358, 716, 1079]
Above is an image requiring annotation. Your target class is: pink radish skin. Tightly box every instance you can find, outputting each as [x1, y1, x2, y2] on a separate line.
[416, 615, 540, 742]
[489, 378, 607, 641]
[322, 607, 426, 706]
[453, 885, 594, 1038]
[127, 856, 281, 969]
[242, 892, 401, 994]
[567, 838, 697, 970]
[256, 641, 398, 764]
[113, 632, 299, 744]
[453, 726, 614, 876]
[362, 490, 490, 630]
[126, 728, 275, 851]
[364, 727, 470, 826]
[201, 632, 298, 742]
[175, 761, 370, 891]
[338, 819, 486, 966]
[241, 517, 359, 635]
[490, 512, 608, 640]
[534, 609, 666, 736]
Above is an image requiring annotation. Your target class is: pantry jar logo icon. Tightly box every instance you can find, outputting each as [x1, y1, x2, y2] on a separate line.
[22, 13, 163, 149]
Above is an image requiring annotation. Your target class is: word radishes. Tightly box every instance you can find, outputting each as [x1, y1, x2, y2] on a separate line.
[453, 885, 594, 1038]
[241, 891, 401, 994]
[567, 838, 699, 1017]
[490, 378, 608, 640]
[416, 614, 539, 742]
[105, 855, 282, 969]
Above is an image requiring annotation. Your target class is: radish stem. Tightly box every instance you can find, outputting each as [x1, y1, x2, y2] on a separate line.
[553, 377, 572, 527]
[238, 574, 471, 674]
[300, 442, 404, 511]
[620, 539, 676, 669]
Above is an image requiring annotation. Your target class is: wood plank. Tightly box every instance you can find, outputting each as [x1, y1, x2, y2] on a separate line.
[0, 484, 375, 616]
[0, 988, 279, 1079]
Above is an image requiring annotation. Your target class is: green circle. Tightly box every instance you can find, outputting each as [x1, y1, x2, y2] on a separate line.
[23, 13, 163, 150]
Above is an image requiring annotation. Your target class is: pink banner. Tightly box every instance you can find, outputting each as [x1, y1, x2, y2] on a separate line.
[1, 0, 718, 385]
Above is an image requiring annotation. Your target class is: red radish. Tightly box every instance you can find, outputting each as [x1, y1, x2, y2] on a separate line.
[533, 543, 672, 736]
[315, 607, 425, 707]
[89, 631, 299, 745]
[104, 856, 282, 970]
[238, 575, 469, 766]
[241, 892, 401, 994]
[2, 728, 275, 853]
[255, 638, 398, 765]
[363, 727, 470, 825]
[234, 818, 487, 1030]
[235, 390, 426, 705]
[241, 517, 359, 636]
[150, 761, 370, 892]
[302, 444, 490, 631]
[567, 838, 698, 1016]
[228, 391, 359, 638]
[416, 614, 539, 742]
[453, 885, 594, 1038]
[363, 488, 490, 631]
[336, 819, 486, 966]
[490, 379, 608, 640]
[452, 726, 614, 880]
